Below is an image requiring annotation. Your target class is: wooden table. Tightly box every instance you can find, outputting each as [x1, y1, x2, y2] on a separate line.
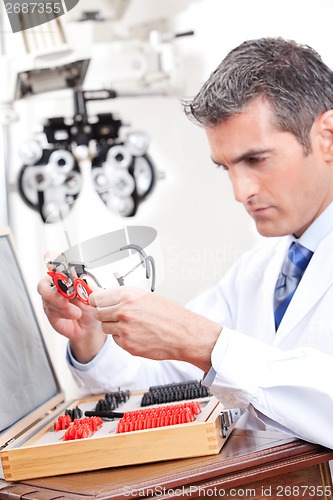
[0, 430, 332, 499]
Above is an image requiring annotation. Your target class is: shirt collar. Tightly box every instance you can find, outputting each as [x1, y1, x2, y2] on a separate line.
[296, 201, 333, 252]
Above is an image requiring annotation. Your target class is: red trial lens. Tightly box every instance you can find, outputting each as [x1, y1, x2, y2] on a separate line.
[48, 271, 75, 300]
[74, 277, 93, 305]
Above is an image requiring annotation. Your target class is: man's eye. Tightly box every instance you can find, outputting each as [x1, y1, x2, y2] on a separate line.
[247, 156, 264, 165]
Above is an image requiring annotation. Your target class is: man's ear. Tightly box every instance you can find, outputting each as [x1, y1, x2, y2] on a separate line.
[317, 110, 333, 158]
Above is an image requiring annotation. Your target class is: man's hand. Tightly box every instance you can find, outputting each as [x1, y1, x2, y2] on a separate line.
[37, 275, 107, 363]
[89, 286, 221, 373]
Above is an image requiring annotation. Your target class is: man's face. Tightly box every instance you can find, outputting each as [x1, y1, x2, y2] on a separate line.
[206, 99, 333, 237]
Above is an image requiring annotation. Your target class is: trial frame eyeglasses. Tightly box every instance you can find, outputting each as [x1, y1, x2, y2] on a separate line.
[47, 243, 156, 305]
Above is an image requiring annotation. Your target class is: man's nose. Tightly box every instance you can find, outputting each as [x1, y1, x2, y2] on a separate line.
[230, 171, 259, 203]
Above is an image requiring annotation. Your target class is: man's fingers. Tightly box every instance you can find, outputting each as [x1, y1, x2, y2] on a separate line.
[89, 288, 120, 308]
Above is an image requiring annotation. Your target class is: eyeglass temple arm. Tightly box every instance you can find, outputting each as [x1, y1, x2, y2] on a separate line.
[119, 244, 156, 292]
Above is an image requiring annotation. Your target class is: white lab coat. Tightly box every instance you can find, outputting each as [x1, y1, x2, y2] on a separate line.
[68, 229, 333, 449]
[187, 230, 333, 449]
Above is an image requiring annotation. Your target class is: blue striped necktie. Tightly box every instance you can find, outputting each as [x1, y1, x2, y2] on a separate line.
[274, 242, 313, 330]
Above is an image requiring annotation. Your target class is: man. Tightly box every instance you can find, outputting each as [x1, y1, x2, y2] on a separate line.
[38, 37, 333, 449]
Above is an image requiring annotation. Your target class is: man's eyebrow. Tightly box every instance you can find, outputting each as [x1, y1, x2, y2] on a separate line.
[232, 149, 271, 164]
[211, 149, 271, 167]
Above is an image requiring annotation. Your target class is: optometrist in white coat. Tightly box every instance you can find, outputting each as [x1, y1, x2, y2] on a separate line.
[38, 38, 333, 451]
[67, 208, 333, 449]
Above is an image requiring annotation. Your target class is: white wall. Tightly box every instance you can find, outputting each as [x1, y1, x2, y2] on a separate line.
[4, 0, 333, 397]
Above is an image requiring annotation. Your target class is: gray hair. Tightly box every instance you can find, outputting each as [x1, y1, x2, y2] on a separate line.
[183, 37, 333, 153]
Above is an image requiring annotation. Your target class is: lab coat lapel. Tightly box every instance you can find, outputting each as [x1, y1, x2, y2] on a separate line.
[275, 230, 333, 340]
